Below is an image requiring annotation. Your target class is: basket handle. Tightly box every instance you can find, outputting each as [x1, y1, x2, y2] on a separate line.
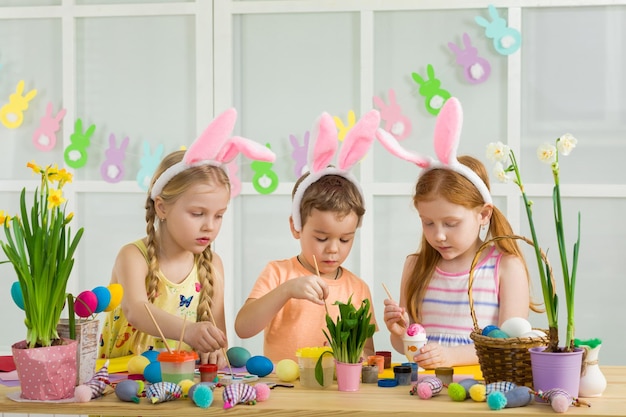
[467, 234, 555, 333]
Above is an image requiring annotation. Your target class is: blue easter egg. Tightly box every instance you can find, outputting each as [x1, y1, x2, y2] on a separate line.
[227, 346, 251, 368]
[143, 361, 162, 383]
[487, 329, 509, 338]
[92, 286, 111, 313]
[246, 355, 273, 377]
[482, 324, 499, 336]
[11, 281, 24, 310]
[141, 349, 160, 363]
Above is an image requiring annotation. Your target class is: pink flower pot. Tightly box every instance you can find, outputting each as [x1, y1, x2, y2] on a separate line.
[12, 338, 78, 400]
[335, 361, 362, 392]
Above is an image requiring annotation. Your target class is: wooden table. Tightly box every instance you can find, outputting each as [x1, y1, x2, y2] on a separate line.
[1, 366, 624, 416]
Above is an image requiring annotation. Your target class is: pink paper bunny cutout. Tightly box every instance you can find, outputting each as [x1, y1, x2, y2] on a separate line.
[32, 102, 66, 151]
[448, 33, 491, 84]
[376, 97, 492, 204]
[100, 133, 130, 183]
[373, 88, 412, 141]
[291, 109, 381, 231]
[150, 108, 275, 200]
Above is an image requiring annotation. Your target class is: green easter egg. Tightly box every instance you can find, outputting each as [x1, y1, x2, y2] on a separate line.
[487, 329, 509, 338]
[227, 346, 251, 368]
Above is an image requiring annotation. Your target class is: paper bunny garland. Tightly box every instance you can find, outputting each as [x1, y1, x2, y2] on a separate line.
[291, 109, 381, 232]
[150, 108, 276, 201]
[375, 97, 492, 205]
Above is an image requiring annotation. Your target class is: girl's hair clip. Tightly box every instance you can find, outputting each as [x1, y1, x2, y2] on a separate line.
[150, 108, 276, 201]
[375, 97, 492, 205]
[291, 109, 381, 232]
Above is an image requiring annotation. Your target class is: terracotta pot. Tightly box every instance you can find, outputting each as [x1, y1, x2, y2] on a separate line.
[335, 360, 362, 392]
[12, 338, 78, 400]
[529, 347, 583, 399]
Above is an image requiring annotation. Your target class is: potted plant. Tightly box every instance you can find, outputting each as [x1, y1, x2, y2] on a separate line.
[486, 134, 584, 395]
[314, 295, 376, 391]
[1, 161, 84, 400]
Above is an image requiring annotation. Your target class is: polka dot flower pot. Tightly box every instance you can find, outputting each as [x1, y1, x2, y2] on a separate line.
[12, 338, 78, 400]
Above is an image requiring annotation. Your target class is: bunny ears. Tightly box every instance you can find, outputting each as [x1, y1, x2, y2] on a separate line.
[150, 108, 276, 200]
[291, 109, 381, 232]
[376, 97, 492, 205]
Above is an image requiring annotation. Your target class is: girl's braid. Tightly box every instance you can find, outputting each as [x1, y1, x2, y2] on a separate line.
[144, 197, 160, 303]
[196, 248, 215, 322]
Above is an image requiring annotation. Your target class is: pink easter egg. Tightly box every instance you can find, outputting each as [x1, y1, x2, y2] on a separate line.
[74, 290, 98, 317]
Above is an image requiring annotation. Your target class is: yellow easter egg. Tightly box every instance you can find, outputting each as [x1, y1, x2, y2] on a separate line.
[105, 283, 124, 312]
[178, 379, 196, 397]
[127, 355, 150, 375]
[275, 359, 299, 382]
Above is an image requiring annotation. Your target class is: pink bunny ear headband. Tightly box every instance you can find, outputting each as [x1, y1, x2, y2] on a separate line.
[291, 109, 381, 232]
[150, 108, 276, 201]
[375, 97, 492, 205]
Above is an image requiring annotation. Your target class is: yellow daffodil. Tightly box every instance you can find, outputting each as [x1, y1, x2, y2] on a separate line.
[26, 161, 42, 175]
[0, 210, 11, 226]
[48, 188, 66, 209]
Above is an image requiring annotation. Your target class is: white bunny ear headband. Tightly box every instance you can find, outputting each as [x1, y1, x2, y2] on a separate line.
[291, 109, 381, 232]
[376, 97, 492, 205]
[150, 108, 276, 201]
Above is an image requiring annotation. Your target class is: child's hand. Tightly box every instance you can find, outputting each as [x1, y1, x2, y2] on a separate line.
[207, 349, 228, 370]
[383, 298, 409, 336]
[413, 343, 453, 369]
[185, 321, 227, 354]
[287, 275, 329, 305]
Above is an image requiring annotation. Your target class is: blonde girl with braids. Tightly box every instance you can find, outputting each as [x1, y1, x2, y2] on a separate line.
[98, 108, 275, 367]
[377, 98, 537, 369]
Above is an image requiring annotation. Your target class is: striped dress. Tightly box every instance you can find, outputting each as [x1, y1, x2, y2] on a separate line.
[420, 245, 501, 346]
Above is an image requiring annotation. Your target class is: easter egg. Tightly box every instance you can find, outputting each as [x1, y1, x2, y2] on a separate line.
[128, 354, 151, 375]
[141, 349, 160, 363]
[522, 329, 547, 339]
[92, 286, 111, 313]
[104, 283, 124, 312]
[246, 355, 273, 377]
[226, 346, 251, 368]
[486, 329, 509, 339]
[481, 324, 499, 336]
[143, 361, 162, 383]
[10, 281, 24, 310]
[74, 290, 98, 317]
[115, 379, 141, 402]
[275, 359, 299, 382]
[500, 317, 532, 338]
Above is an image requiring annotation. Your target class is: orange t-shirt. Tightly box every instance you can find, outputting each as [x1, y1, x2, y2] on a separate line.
[247, 257, 378, 362]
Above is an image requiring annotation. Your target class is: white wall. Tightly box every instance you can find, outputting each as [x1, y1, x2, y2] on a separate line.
[1, 6, 624, 415]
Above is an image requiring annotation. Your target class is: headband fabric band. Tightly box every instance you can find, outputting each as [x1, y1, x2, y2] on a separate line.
[375, 97, 493, 205]
[150, 108, 276, 200]
[291, 110, 380, 232]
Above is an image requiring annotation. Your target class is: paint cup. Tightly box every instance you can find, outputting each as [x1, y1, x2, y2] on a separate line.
[376, 351, 392, 369]
[296, 347, 334, 389]
[199, 363, 218, 382]
[157, 350, 199, 384]
[368, 355, 384, 374]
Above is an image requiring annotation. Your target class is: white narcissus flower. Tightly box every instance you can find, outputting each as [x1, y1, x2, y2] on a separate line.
[537, 143, 557, 164]
[492, 162, 511, 183]
[557, 133, 578, 156]
[486, 141, 511, 163]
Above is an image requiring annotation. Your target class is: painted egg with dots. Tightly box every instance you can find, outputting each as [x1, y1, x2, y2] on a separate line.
[246, 355, 273, 377]
[74, 290, 98, 317]
[104, 283, 123, 311]
[91, 286, 111, 313]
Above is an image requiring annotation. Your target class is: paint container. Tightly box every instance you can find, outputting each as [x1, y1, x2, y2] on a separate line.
[368, 355, 384, 374]
[376, 351, 392, 369]
[402, 362, 418, 382]
[435, 367, 454, 385]
[296, 347, 334, 389]
[199, 363, 218, 382]
[362, 365, 379, 383]
[157, 350, 199, 384]
[393, 365, 412, 386]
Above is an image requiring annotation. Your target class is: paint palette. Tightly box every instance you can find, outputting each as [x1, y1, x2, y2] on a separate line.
[217, 372, 259, 385]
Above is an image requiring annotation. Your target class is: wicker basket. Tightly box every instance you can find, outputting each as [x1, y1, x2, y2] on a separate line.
[468, 235, 550, 388]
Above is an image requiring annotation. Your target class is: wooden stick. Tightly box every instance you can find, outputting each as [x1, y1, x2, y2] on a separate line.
[312, 255, 321, 277]
[381, 283, 407, 328]
[177, 315, 187, 352]
[143, 303, 172, 353]
[206, 306, 234, 378]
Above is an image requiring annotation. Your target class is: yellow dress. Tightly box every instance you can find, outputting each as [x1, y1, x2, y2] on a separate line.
[98, 240, 200, 358]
